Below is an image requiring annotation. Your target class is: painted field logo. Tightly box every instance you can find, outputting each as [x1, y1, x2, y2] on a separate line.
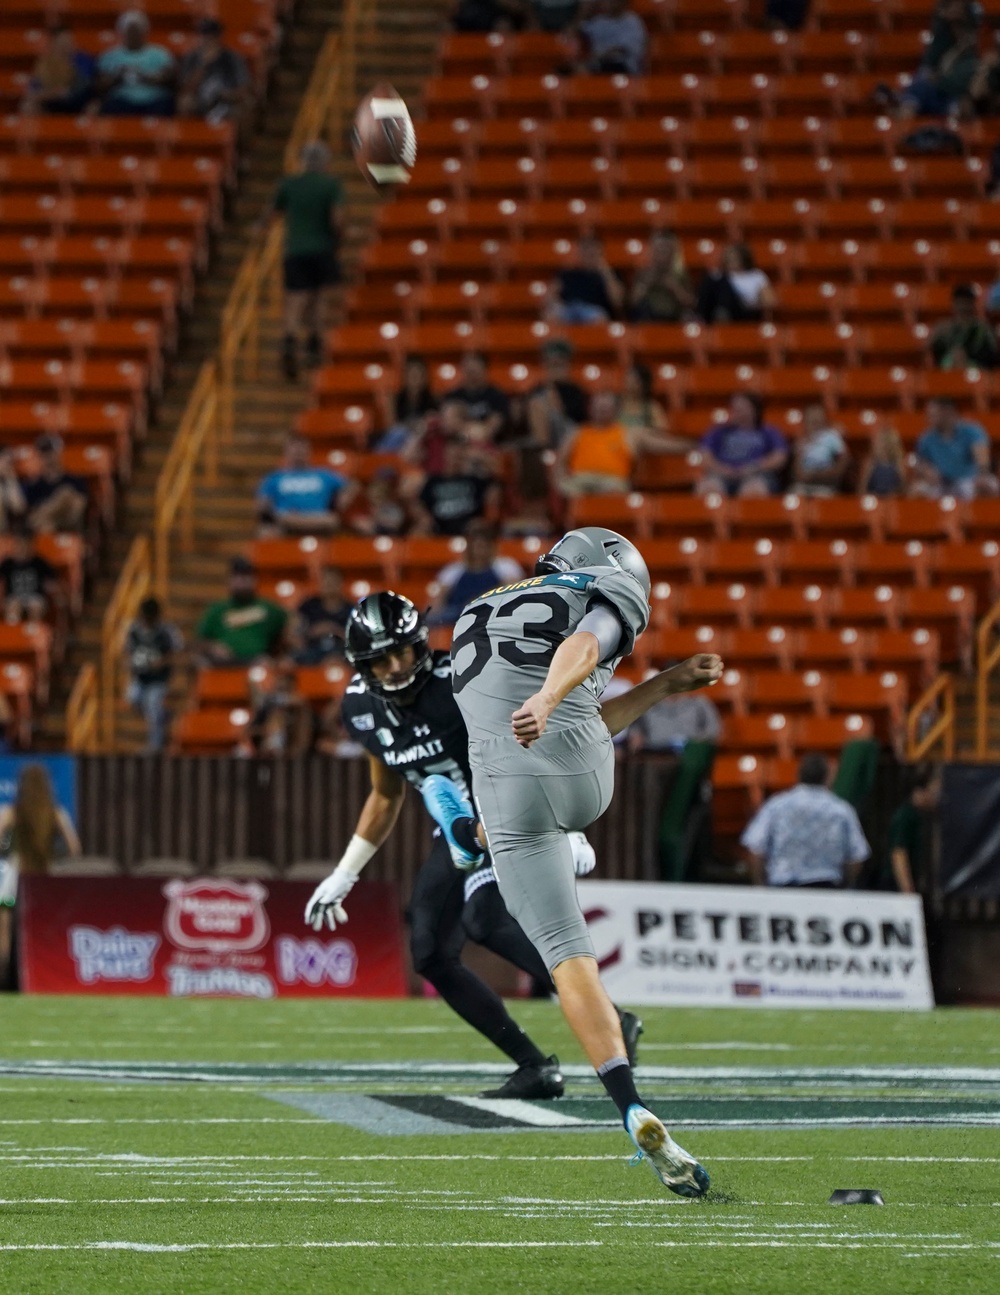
[162, 879, 270, 954]
[275, 936, 357, 988]
[69, 926, 160, 984]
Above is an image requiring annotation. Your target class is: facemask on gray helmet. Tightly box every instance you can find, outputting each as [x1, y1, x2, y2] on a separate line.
[535, 526, 651, 601]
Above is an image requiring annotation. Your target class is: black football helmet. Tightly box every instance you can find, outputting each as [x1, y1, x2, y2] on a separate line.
[344, 591, 432, 702]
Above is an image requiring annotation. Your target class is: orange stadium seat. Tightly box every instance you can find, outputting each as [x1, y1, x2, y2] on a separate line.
[791, 712, 875, 753]
[296, 663, 353, 710]
[674, 583, 752, 626]
[249, 537, 324, 583]
[173, 707, 251, 754]
[722, 713, 794, 758]
[744, 668, 827, 714]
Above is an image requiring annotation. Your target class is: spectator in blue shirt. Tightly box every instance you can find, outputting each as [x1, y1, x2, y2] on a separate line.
[428, 523, 523, 625]
[577, 0, 648, 75]
[22, 25, 95, 115]
[698, 391, 789, 498]
[94, 11, 176, 117]
[742, 753, 870, 889]
[912, 398, 999, 500]
[256, 436, 356, 536]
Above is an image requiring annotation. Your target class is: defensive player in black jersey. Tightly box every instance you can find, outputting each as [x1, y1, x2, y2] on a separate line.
[303, 592, 641, 1098]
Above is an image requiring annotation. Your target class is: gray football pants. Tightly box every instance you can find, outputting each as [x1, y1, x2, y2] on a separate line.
[471, 729, 616, 974]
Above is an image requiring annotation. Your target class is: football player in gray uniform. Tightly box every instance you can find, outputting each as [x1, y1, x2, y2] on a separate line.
[449, 526, 723, 1197]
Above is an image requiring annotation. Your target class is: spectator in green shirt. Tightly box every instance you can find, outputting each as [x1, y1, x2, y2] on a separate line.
[197, 556, 287, 667]
[886, 764, 940, 893]
[268, 141, 344, 381]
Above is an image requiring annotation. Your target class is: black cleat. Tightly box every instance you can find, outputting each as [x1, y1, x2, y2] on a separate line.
[480, 1055, 564, 1100]
[617, 1009, 644, 1068]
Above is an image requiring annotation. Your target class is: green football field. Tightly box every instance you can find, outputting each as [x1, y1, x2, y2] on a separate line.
[1, 996, 999, 1294]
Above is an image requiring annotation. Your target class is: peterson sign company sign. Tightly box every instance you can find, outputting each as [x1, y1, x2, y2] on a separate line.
[580, 880, 934, 1010]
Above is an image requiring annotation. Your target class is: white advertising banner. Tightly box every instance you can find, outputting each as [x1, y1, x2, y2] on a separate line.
[580, 881, 934, 1010]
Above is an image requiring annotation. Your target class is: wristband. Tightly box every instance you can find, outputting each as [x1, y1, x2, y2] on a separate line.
[338, 834, 378, 877]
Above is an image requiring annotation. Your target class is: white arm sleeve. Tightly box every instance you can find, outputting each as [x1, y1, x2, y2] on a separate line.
[577, 605, 625, 662]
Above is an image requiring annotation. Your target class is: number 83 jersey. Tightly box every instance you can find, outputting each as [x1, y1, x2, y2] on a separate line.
[451, 566, 649, 746]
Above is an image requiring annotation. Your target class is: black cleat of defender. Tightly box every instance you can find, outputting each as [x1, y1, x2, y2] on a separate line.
[617, 1009, 644, 1069]
[481, 1055, 565, 1100]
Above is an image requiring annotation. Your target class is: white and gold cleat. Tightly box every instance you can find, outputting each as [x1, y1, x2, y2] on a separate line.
[625, 1105, 710, 1199]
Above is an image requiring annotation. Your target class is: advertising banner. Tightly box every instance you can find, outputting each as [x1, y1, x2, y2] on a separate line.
[18, 876, 407, 998]
[581, 880, 934, 1010]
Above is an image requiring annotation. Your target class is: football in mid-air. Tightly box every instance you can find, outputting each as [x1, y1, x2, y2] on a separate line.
[351, 82, 417, 188]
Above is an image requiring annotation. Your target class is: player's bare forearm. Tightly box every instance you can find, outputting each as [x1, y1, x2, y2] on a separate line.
[600, 654, 724, 737]
[511, 631, 601, 748]
[355, 787, 404, 850]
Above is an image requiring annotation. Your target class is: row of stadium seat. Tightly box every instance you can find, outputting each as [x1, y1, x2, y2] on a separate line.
[0, 155, 224, 208]
[0, 195, 211, 243]
[313, 358, 994, 413]
[327, 319, 965, 369]
[437, 29, 935, 77]
[360, 236, 1000, 290]
[416, 115, 991, 163]
[402, 154, 989, 202]
[422, 73, 926, 120]
[0, 115, 236, 163]
[0, 27, 270, 81]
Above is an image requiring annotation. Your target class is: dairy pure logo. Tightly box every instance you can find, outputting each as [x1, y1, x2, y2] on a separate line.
[69, 926, 160, 984]
[162, 879, 270, 954]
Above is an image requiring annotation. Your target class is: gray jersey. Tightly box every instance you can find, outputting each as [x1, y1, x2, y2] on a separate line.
[451, 566, 649, 744]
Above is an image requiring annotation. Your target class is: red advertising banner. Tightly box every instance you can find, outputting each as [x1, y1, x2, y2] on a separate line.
[18, 876, 407, 998]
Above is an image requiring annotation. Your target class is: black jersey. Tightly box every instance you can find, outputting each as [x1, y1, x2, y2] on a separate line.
[340, 651, 473, 796]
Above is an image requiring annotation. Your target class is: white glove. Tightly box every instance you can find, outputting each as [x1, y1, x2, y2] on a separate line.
[569, 831, 596, 877]
[304, 866, 357, 932]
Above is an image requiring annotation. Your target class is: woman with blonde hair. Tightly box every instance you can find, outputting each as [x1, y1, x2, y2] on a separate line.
[0, 764, 81, 989]
[859, 424, 906, 497]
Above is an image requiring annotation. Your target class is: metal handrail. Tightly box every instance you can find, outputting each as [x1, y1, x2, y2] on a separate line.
[907, 673, 955, 762]
[976, 596, 1000, 758]
[66, 662, 99, 752]
[100, 536, 152, 747]
[153, 361, 218, 595]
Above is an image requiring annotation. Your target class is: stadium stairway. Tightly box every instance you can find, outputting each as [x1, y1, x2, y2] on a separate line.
[41, 0, 452, 749]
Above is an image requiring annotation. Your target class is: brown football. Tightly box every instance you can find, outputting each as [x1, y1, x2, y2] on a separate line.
[351, 81, 417, 189]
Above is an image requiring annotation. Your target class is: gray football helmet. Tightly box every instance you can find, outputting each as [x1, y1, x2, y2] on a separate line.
[535, 526, 651, 601]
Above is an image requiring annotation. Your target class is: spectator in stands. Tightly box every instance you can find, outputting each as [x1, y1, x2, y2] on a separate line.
[124, 595, 182, 752]
[884, 763, 940, 893]
[911, 397, 999, 500]
[859, 424, 907, 497]
[22, 436, 87, 534]
[966, 23, 1000, 116]
[0, 528, 58, 624]
[429, 522, 523, 625]
[698, 392, 789, 498]
[377, 355, 438, 452]
[555, 389, 688, 496]
[445, 351, 510, 443]
[269, 141, 343, 380]
[292, 566, 351, 665]
[695, 243, 775, 324]
[256, 435, 355, 536]
[765, 0, 809, 31]
[451, 0, 529, 31]
[789, 403, 851, 497]
[526, 339, 588, 448]
[897, 0, 979, 118]
[545, 235, 625, 324]
[628, 689, 722, 754]
[408, 438, 503, 536]
[929, 284, 999, 371]
[576, 0, 648, 75]
[352, 469, 409, 537]
[21, 25, 95, 115]
[628, 231, 693, 323]
[619, 361, 672, 436]
[197, 556, 287, 667]
[533, 0, 581, 32]
[694, 242, 772, 323]
[93, 11, 177, 117]
[0, 453, 27, 533]
[177, 19, 250, 126]
[742, 753, 870, 889]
